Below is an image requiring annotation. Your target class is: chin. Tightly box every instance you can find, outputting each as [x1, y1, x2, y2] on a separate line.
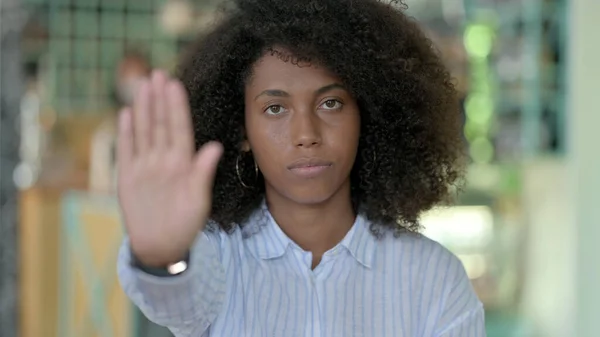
[279, 183, 345, 206]
[265, 175, 352, 207]
[287, 193, 335, 206]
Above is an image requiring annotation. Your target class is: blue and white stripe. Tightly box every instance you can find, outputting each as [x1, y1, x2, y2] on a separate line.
[118, 203, 485, 337]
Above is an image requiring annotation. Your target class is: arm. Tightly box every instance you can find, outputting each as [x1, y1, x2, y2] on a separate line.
[114, 72, 225, 336]
[117, 231, 226, 336]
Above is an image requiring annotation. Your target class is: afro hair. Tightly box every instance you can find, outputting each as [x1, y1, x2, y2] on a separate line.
[177, 0, 466, 233]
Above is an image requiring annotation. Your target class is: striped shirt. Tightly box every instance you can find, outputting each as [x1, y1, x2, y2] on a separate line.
[117, 202, 485, 337]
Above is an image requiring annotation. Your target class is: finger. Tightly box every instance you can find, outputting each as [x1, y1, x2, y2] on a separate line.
[151, 70, 169, 150]
[117, 108, 134, 171]
[133, 81, 152, 154]
[192, 142, 223, 197]
[167, 80, 194, 156]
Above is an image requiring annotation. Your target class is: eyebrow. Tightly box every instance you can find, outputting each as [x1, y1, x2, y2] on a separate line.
[254, 83, 346, 101]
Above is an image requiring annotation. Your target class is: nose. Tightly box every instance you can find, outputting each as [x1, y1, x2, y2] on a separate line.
[290, 110, 322, 148]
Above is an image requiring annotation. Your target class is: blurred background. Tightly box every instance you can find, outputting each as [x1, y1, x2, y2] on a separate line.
[0, 0, 598, 336]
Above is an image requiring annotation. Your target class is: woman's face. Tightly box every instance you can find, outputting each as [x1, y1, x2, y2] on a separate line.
[244, 52, 361, 205]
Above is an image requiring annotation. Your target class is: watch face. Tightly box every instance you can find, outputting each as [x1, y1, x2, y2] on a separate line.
[167, 261, 188, 275]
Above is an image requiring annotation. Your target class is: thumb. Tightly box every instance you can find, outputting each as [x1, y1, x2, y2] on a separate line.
[192, 141, 224, 197]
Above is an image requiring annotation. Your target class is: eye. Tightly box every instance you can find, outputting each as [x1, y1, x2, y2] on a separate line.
[264, 104, 287, 115]
[320, 99, 343, 110]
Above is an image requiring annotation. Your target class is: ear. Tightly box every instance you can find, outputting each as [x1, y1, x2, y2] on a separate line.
[239, 127, 251, 152]
[240, 139, 251, 152]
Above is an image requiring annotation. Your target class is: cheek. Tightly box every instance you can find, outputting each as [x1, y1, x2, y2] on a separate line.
[330, 114, 360, 148]
[334, 134, 360, 165]
[247, 122, 288, 168]
[248, 122, 287, 148]
[335, 118, 361, 169]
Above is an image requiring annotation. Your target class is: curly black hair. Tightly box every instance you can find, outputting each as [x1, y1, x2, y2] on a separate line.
[177, 0, 465, 233]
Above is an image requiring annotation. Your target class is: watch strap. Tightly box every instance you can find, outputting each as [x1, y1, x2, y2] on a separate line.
[130, 250, 190, 277]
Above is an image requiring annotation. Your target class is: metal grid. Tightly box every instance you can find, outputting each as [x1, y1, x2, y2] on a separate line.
[26, 0, 183, 114]
[408, 0, 567, 159]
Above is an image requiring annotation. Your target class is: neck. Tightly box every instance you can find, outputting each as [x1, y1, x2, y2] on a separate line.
[265, 181, 356, 267]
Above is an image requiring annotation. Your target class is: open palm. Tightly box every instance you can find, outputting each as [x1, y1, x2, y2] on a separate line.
[117, 71, 223, 266]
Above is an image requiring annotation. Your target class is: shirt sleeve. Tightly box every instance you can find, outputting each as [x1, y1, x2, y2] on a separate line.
[117, 231, 226, 336]
[434, 254, 487, 337]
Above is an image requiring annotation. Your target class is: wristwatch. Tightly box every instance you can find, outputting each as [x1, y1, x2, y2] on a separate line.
[130, 250, 190, 277]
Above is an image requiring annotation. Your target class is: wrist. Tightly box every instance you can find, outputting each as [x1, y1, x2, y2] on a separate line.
[130, 249, 190, 277]
[129, 240, 190, 266]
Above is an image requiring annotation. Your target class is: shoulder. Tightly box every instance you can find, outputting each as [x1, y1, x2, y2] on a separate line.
[374, 230, 483, 331]
[375, 229, 477, 304]
[377, 229, 464, 275]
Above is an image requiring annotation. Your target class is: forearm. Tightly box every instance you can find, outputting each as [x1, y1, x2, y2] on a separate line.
[117, 232, 226, 335]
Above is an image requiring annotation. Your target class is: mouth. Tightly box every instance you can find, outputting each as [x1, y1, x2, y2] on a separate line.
[287, 158, 333, 178]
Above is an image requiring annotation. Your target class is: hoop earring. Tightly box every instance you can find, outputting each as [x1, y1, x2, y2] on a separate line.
[236, 154, 258, 189]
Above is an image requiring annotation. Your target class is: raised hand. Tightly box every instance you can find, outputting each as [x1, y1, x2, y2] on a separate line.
[117, 70, 223, 266]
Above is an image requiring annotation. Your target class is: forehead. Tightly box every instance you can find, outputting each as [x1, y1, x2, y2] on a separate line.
[246, 52, 341, 91]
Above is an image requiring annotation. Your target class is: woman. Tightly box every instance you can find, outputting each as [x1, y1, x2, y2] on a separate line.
[117, 0, 484, 336]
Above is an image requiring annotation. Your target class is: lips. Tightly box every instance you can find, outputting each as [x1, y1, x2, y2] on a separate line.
[287, 158, 333, 178]
[287, 158, 333, 170]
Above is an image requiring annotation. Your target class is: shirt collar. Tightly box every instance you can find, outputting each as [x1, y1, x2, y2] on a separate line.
[241, 201, 378, 268]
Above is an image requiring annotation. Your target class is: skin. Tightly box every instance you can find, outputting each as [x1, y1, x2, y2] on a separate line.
[119, 52, 360, 268]
[118, 71, 224, 266]
[243, 53, 361, 267]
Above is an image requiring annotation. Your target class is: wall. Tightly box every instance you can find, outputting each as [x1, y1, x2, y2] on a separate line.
[520, 159, 575, 337]
[569, 0, 600, 336]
